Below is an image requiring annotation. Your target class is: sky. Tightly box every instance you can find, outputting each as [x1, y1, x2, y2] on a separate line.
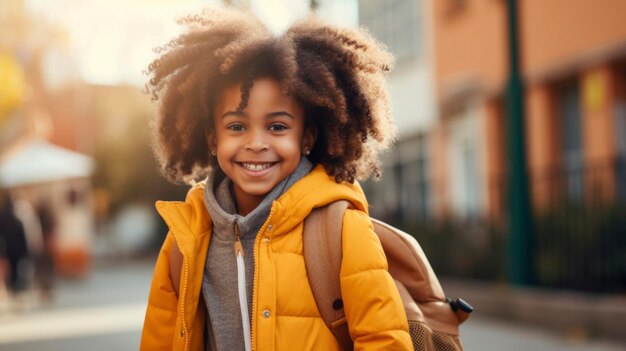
[24, 0, 358, 86]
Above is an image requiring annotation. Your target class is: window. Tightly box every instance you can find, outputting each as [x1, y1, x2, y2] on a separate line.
[400, 136, 430, 220]
[379, 162, 400, 222]
[557, 82, 584, 203]
[447, 105, 482, 219]
[363, 135, 430, 223]
[359, 0, 421, 62]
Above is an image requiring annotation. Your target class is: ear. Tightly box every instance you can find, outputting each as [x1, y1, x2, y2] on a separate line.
[302, 126, 317, 155]
[205, 126, 217, 155]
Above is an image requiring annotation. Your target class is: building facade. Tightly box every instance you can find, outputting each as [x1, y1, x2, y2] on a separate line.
[357, 0, 438, 223]
[431, 0, 626, 221]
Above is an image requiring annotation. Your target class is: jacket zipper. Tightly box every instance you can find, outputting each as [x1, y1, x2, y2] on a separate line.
[183, 260, 190, 351]
[250, 206, 275, 351]
[177, 236, 190, 351]
[234, 220, 252, 351]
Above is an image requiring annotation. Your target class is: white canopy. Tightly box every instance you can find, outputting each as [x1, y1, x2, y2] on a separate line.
[0, 139, 94, 188]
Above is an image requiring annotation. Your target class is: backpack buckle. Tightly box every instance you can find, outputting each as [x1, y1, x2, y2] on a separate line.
[448, 297, 473, 314]
[447, 297, 473, 323]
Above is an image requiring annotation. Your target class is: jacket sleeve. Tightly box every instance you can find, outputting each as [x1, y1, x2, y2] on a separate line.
[140, 231, 179, 351]
[340, 209, 413, 351]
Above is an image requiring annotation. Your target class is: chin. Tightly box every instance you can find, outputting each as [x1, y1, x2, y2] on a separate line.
[240, 185, 274, 197]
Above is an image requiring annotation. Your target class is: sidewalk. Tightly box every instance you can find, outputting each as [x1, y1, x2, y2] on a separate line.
[442, 278, 626, 344]
[1, 261, 625, 350]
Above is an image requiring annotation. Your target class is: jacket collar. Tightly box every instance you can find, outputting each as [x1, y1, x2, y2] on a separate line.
[155, 183, 212, 237]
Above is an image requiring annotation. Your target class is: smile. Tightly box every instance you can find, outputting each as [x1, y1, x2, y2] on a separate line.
[239, 162, 277, 172]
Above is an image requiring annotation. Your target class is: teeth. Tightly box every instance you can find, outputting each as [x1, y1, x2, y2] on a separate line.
[242, 163, 274, 171]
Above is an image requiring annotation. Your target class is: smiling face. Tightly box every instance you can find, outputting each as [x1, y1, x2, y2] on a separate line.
[210, 78, 315, 215]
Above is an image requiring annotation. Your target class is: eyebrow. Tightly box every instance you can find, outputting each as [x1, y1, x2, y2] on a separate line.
[220, 111, 295, 120]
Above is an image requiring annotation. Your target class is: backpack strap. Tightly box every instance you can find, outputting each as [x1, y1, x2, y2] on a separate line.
[303, 201, 353, 351]
[169, 236, 183, 298]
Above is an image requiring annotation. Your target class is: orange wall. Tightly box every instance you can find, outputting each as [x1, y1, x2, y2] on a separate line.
[434, 0, 626, 89]
[432, 0, 507, 95]
[484, 99, 506, 221]
[522, 0, 626, 79]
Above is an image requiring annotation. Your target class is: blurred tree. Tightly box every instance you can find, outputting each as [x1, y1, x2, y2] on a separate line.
[89, 85, 187, 218]
[0, 53, 25, 124]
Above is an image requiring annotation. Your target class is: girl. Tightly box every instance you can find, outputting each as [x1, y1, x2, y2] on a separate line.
[141, 8, 412, 351]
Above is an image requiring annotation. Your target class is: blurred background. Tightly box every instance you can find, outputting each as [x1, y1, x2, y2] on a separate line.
[1, 0, 625, 350]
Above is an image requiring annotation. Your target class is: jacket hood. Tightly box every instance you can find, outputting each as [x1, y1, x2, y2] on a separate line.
[155, 164, 369, 238]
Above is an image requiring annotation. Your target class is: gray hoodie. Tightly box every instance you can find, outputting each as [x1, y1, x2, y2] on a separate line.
[202, 158, 313, 351]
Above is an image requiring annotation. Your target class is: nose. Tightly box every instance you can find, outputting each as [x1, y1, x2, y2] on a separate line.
[244, 129, 269, 152]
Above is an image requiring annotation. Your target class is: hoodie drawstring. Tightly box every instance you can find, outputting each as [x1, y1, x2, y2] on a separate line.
[234, 220, 252, 351]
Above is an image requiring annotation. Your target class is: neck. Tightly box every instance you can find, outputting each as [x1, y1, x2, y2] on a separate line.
[233, 185, 265, 216]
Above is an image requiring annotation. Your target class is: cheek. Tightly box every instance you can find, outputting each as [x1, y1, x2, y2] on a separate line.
[278, 130, 304, 150]
[277, 137, 305, 163]
[216, 140, 236, 157]
[214, 135, 237, 163]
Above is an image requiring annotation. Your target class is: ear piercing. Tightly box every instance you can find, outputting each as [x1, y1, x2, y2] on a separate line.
[211, 149, 217, 156]
[304, 149, 310, 156]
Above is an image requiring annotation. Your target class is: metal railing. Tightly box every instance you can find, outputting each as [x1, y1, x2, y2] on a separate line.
[387, 156, 626, 293]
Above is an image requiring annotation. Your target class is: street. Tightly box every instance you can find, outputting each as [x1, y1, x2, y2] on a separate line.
[0, 260, 623, 351]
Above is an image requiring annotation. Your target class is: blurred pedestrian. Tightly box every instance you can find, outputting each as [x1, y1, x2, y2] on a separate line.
[0, 190, 29, 293]
[35, 200, 56, 301]
[11, 192, 59, 304]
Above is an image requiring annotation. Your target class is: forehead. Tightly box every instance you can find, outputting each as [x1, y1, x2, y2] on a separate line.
[216, 78, 302, 113]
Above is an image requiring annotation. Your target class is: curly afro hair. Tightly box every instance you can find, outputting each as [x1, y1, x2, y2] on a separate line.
[146, 7, 396, 184]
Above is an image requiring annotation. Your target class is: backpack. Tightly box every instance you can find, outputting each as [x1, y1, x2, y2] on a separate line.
[168, 201, 473, 350]
[302, 201, 472, 351]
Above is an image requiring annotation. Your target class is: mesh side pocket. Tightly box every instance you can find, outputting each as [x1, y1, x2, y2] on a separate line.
[408, 320, 434, 351]
[432, 331, 462, 351]
[408, 320, 463, 351]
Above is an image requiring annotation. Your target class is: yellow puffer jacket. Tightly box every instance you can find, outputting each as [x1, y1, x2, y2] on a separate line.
[140, 165, 412, 351]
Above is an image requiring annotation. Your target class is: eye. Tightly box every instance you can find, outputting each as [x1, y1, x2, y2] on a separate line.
[227, 123, 246, 132]
[268, 123, 288, 132]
